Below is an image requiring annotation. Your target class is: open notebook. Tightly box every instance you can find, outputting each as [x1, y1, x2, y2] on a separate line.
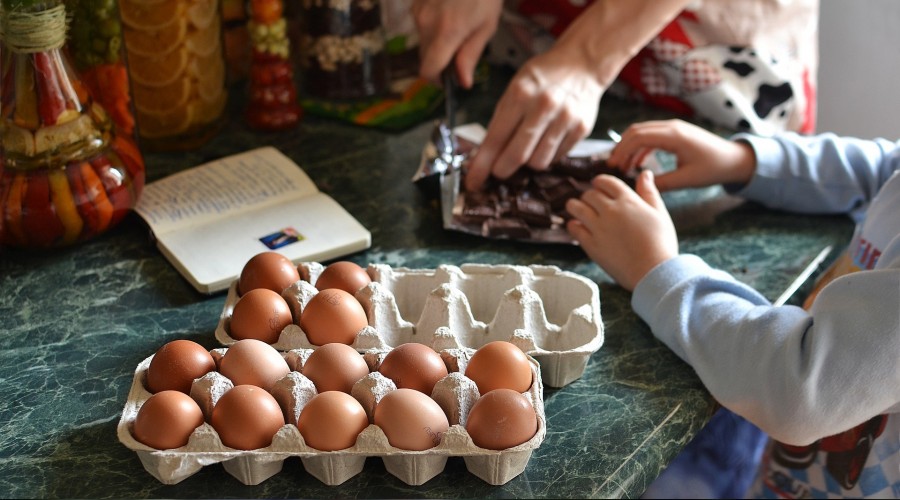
[134, 147, 371, 294]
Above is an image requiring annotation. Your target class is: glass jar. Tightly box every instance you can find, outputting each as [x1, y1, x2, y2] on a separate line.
[245, 0, 302, 130]
[117, 0, 228, 151]
[0, 0, 146, 249]
[298, 0, 390, 101]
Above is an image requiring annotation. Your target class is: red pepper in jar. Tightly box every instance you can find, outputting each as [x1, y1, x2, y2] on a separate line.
[33, 52, 69, 126]
[2, 172, 28, 246]
[13, 55, 40, 130]
[65, 161, 100, 236]
[81, 64, 134, 135]
[91, 154, 132, 227]
[0, 170, 13, 242]
[1, 56, 15, 117]
[21, 172, 66, 247]
[78, 161, 114, 233]
[111, 135, 145, 195]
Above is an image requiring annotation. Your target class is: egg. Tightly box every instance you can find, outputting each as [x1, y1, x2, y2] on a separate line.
[238, 251, 300, 295]
[301, 343, 370, 393]
[296, 391, 369, 451]
[464, 341, 533, 394]
[229, 288, 293, 344]
[133, 390, 204, 450]
[211, 385, 286, 450]
[219, 339, 291, 390]
[373, 388, 449, 451]
[299, 288, 368, 346]
[146, 339, 216, 394]
[465, 388, 537, 450]
[378, 343, 448, 395]
[314, 261, 371, 295]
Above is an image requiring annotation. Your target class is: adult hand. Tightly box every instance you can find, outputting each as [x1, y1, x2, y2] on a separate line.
[607, 120, 757, 192]
[566, 170, 678, 291]
[411, 0, 503, 89]
[464, 46, 604, 191]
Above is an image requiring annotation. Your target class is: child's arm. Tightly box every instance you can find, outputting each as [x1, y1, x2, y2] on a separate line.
[732, 132, 899, 221]
[597, 119, 900, 445]
[632, 240, 900, 446]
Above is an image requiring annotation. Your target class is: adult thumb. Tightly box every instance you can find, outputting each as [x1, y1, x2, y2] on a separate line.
[636, 170, 666, 211]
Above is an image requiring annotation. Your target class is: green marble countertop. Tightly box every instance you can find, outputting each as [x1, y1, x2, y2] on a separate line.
[0, 67, 854, 498]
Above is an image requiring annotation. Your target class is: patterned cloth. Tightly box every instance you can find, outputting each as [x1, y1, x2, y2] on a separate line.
[486, 0, 819, 135]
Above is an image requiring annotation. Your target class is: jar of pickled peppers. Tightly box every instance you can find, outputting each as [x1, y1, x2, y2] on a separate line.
[0, 0, 146, 249]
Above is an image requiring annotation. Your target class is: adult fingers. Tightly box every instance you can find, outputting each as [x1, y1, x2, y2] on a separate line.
[454, 21, 495, 88]
[464, 90, 528, 189]
[528, 116, 571, 170]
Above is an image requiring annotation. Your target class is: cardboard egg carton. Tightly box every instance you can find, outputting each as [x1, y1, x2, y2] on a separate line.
[117, 346, 546, 486]
[215, 263, 604, 387]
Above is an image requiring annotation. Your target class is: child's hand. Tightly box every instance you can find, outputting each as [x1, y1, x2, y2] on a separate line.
[607, 120, 756, 192]
[566, 170, 678, 291]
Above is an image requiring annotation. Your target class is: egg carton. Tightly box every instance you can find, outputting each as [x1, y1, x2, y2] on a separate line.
[215, 263, 604, 387]
[117, 346, 546, 486]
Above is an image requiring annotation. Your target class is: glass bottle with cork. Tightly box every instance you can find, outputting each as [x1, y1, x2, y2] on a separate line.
[0, 0, 146, 249]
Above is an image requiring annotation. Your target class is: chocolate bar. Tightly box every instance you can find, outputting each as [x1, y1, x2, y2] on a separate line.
[451, 155, 632, 242]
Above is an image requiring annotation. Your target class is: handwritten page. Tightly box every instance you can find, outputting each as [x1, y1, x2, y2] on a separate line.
[135, 147, 318, 233]
[134, 147, 371, 294]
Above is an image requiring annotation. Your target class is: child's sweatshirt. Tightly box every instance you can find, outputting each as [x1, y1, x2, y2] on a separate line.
[632, 133, 900, 498]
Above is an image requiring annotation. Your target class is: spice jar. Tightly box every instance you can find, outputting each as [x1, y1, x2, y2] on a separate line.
[0, 0, 146, 249]
[245, 0, 302, 130]
[298, 0, 390, 101]
[117, 0, 228, 151]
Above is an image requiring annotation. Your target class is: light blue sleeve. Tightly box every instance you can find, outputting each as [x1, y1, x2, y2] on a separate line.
[731, 133, 900, 222]
[631, 253, 900, 446]
[630, 134, 900, 445]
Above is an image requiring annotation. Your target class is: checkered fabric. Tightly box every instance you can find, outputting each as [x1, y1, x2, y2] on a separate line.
[750, 417, 900, 499]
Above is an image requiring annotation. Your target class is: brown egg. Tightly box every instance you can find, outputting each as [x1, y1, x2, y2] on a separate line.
[133, 390, 205, 450]
[314, 261, 371, 295]
[238, 251, 300, 295]
[374, 388, 449, 451]
[465, 388, 537, 450]
[297, 391, 368, 451]
[229, 288, 293, 344]
[146, 339, 216, 394]
[299, 288, 368, 346]
[219, 339, 291, 390]
[301, 343, 370, 393]
[211, 385, 286, 450]
[378, 343, 448, 395]
[464, 341, 533, 394]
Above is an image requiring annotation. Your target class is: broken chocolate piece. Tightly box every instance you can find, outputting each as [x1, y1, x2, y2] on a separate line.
[483, 218, 532, 239]
[538, 176, 583, 211]
[450, 152, 636, 242]
[512, 196, 552, 228]
[553, 155, 602, 180]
